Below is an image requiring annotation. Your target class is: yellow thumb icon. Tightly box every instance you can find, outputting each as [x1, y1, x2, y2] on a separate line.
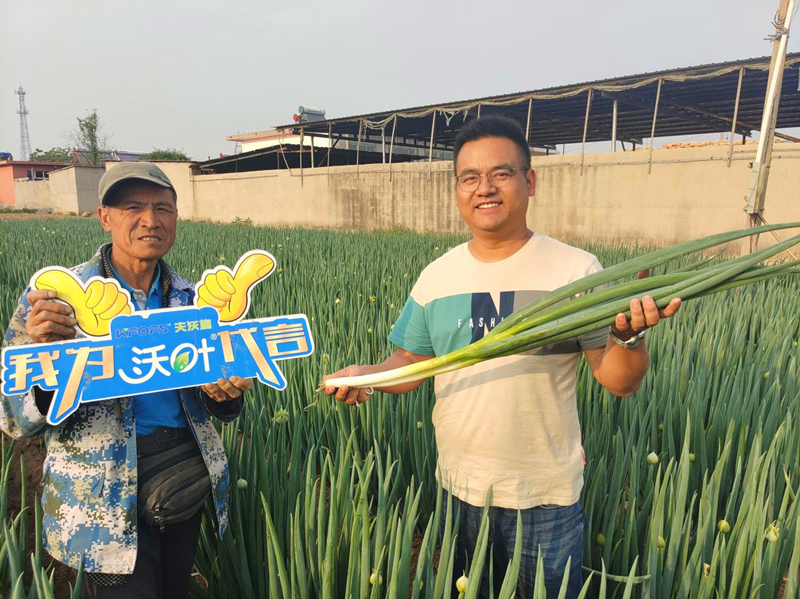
[32, 267, 134, 338]
[195, 250, 276, 322]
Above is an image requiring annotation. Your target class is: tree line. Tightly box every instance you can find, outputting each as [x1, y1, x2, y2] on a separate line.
[29, 110, 189, 163]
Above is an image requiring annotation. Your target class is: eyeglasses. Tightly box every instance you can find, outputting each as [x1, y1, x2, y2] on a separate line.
[454, 168, 528, 193]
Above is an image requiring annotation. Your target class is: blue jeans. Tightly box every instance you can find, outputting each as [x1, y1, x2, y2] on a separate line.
[442, 495, 584, 599]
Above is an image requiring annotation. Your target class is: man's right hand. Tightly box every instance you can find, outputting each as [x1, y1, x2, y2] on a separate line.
[323, 349, 434, 403]
[324, 365, 374, 405]
[33, 269, 132, 337]
[25, 289, 78, 344]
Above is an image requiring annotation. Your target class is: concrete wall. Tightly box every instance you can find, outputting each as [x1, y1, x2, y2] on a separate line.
[45, 168, 80, 213]
[10, 149, 800, 251]
[188, 163, 466, 231]
[12, 160, 193, 214]
[13, 180, 52, 210]
[73, 166, 105, 213]
[179, 143, 800, 250]
[14, 165, 104, 213]
[529, 143, 800, 248]
[1, 162, 66, 205]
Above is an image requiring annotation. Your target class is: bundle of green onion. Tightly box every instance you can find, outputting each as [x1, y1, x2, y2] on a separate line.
[324, 222, 800, 390]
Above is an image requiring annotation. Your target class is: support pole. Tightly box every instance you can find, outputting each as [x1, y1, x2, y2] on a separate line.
[647, 79, 663, 174]
[477, 103, 482, 118]
[381, 126, 386, 164]
[611, 99, 618, 152]
[299, 126, 304, 187]
[327, 124, 332, 183]
[278, 133, 293, 173]
[428, 110, 436, 180]
[388, 115, 397, 180]
[727, 67, 745, 167]
[310, 134, 315, 168]
[580, 89, 593, 176]
[356, 120, 363, 176]
[745, 0, 795, 231]
[754, 213, 798, 260]
[525, 98, 533, 145]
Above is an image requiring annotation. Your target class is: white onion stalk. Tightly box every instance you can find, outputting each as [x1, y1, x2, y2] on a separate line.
[324, 223, 800, 390]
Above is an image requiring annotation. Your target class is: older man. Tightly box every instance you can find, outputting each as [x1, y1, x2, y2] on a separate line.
[0, 162, 251, 598]
[325, 116, 681, 598]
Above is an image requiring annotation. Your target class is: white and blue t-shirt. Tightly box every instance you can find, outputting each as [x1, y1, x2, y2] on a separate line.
[389, 233, 607, 509]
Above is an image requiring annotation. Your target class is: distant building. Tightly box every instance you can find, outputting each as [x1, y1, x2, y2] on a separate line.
[211, 122, 451, 175]
[71, 148, 147, 163]
[0, 161, 69, 205]
[225, 126, 450, 160]
[225, 129, 334, 154]
[220, 106, 449, 170]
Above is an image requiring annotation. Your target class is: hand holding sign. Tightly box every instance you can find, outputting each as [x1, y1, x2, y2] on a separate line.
[32, 268, 133, 338]
[195, 251, 275, 323]
[2, 249, 313, 426]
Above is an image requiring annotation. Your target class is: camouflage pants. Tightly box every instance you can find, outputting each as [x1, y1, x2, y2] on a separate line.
[81, 508, 202, 599]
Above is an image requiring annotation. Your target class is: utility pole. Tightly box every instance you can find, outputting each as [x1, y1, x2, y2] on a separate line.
[744, 0, 795, 248]
[14, 86, 32, 161]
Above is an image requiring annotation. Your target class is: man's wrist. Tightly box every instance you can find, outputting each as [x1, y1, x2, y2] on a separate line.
[608, 326, 645, 349]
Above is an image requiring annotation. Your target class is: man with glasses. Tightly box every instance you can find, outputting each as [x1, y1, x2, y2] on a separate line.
[325, 116, 680, 598]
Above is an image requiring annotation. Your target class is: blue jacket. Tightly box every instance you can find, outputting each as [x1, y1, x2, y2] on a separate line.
[0, 245, 242, 574]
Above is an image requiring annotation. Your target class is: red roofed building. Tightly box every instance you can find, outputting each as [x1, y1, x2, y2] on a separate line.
[0, 160, 68, 205]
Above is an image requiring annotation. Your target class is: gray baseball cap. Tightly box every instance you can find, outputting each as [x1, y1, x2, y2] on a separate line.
[98, 162, 176, 205]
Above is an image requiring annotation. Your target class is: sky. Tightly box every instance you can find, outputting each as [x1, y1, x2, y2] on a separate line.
[1, 0, 797, 161]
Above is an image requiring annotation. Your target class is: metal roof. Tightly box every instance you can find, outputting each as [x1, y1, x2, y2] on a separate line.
[275, 54, 800, 149]
[197, 143, 420, 174]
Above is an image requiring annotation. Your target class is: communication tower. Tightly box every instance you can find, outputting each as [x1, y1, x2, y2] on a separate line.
[14, 86, 32, 161]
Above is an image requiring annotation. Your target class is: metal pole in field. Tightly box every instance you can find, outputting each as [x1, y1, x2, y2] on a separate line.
[356, 120, 363, 176]
[727, 67, 745, 167]
[648, 79, 663, 174]
[611, 99, 618, 152]
[745, 0, 794, 233]
[580, 89, 593, 176]
[428, 110, 436, 180]
[388, 115, 397, 180]
[525, 97, 533, 145]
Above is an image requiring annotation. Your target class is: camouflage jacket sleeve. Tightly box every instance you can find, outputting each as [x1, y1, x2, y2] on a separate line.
[0, 292, 49, 439]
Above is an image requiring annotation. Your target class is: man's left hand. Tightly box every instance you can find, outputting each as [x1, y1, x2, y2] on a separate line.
[202, 376, 253, 402]
[611, 270, 681, 340]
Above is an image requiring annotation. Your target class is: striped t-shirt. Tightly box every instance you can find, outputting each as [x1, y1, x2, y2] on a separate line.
[388, 233, 608, 509]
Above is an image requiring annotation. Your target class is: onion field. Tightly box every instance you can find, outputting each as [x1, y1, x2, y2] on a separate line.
[0, 216, 798, 599]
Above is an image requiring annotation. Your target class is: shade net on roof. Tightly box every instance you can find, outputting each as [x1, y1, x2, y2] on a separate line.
[274, 54, 800, 150]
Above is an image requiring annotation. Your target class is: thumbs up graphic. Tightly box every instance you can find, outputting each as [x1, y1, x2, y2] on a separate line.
[195, 251, 276, 322]
[32, 267, 134, 338]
